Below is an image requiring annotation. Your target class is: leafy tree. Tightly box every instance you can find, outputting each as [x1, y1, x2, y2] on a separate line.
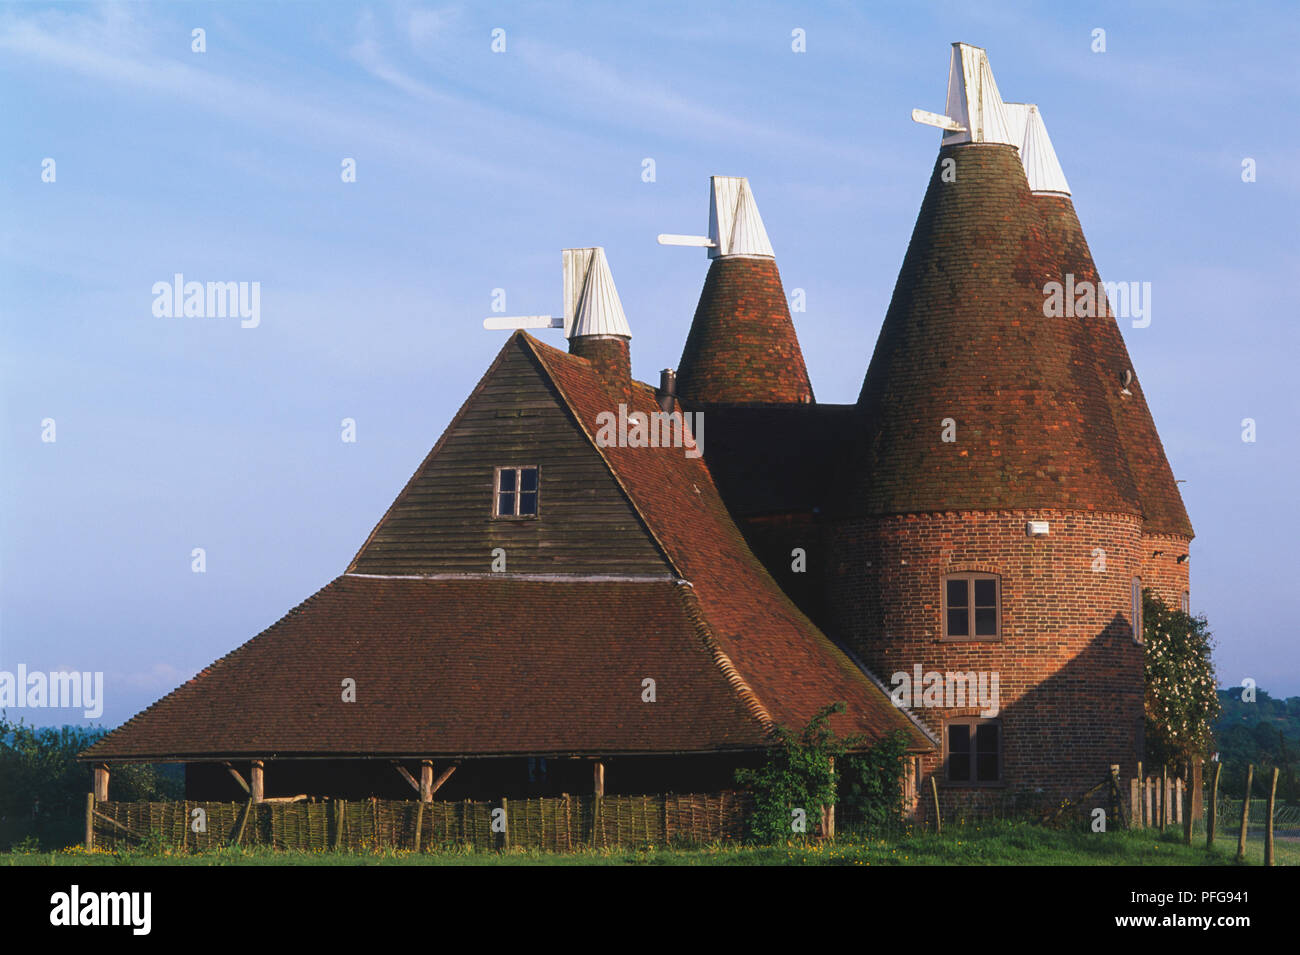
[736, 704, 913, 843]
[0, 716, 182, 849]
[736, 703, 846, 843]
[1142, 591, 1219, 772]
[839, 730, 911, 832]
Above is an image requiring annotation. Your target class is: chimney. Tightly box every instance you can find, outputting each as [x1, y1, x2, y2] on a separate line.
[564, 247, 631, 392]
[657, 368, 677, 412]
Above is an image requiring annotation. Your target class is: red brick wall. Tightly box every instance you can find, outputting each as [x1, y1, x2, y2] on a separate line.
[1140, 533, 1192, 612]
[825, 508, 1147, 816]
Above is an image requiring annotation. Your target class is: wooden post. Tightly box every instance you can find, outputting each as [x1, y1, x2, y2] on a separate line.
[93, 763, 109, 802]
[1236, 763, 1253, 862]
[1190, 760, 1203, 825]
[1182, 769, 1193, 844]
[499, 797, 509, 850]
[1108, 765, 1127, 829]
[414, 800, 424, 853]
[1136, 761, 1143, 826]
[84, 792, 95, 850]
[1207, 761, 1221, 848]
[1160, 765, 1168, 830]
[232, 797, 253, 846]
[1130, 777, 1143, 829]
[250, 760, 265, 803]
[929, 775, 941, 834]
[420, 760, 434, 802]
[591, 760, 605, 847]
[1144, 776, 1153, 827]
[821, 755, 836, 840]
[1176, 776, 1184, 827]
[1265, 766, 1279, 867]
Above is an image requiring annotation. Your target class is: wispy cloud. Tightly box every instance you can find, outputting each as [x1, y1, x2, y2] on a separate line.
[0, 5, 519, 182]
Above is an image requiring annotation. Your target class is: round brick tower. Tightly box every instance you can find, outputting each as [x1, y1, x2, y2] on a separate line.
[825, 44, 1192, 816]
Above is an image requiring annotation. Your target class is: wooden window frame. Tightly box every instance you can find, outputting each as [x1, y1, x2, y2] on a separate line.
[493, 465, 540, 519]
[1131, 577, 1143, 644]
[1180, 591, 1190, 614]
[943, 717, 1003, 786]
[941, 573, 1001, 642]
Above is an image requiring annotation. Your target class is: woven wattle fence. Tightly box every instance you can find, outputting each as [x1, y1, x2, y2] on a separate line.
[89, 792, 753, 852]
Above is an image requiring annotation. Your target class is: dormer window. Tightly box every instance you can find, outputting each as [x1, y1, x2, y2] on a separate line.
[494, 466, 539, 518]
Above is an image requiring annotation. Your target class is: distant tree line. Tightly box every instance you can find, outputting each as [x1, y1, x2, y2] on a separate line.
[1212, 688, 1300, 803]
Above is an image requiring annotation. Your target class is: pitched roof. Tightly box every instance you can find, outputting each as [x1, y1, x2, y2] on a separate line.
[853, 143, 1151, 518]
[676, 256, 814, 406]
[83, 577, 773, 761]
[86, 333, 931, 762]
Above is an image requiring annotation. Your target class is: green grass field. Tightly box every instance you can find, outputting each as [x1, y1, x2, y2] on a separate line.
[3, 821, 1294, 866]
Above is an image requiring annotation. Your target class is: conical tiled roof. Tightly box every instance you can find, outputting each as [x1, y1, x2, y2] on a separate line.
[854, 143, 1147, 517]
[670, 177, 813, 406]
[1036, 194, 1193, 537]
[676, 256, 814, 406]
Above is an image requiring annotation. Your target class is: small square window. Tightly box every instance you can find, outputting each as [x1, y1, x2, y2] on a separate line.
[494, 466, 540, 518]
[943, 574, 1000, 640]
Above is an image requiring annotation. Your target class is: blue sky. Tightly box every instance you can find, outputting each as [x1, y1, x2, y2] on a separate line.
[2, 0, 1297, 728]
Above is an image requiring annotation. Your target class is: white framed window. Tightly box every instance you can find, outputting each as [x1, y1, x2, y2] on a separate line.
[494, 466, 539, 518]
[1180, 591, 1190, 614]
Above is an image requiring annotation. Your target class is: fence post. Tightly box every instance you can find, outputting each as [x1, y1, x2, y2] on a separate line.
[84, 792, 95, 850]
[1265, 767, 1278, 867]
[1181, 765, 1192, 844]
[1108, 765, 1128, 829]
[1130, 777, 1143, 829]
[1190, 760, 1203, 827]
[1237, 764, 1253, 862]
[93, 764, 109, 802]
[929, 775, 941, 834]
[591, 761, 605, 848]
[1135, 761, 1143, 826]
[1206, 761, 1221, 848]
[499, 797, 509, 851]
[1160, 765, 1168, 830]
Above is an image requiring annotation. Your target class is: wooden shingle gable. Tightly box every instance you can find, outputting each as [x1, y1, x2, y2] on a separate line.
[348, 332, 673, 578]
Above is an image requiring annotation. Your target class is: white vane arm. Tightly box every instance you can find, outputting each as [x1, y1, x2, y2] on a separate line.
[657, 234, 717, 248]
[911, 108, 966, 132]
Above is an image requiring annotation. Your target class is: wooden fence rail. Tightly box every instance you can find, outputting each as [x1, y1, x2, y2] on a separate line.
[87, 792, 754, 853]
